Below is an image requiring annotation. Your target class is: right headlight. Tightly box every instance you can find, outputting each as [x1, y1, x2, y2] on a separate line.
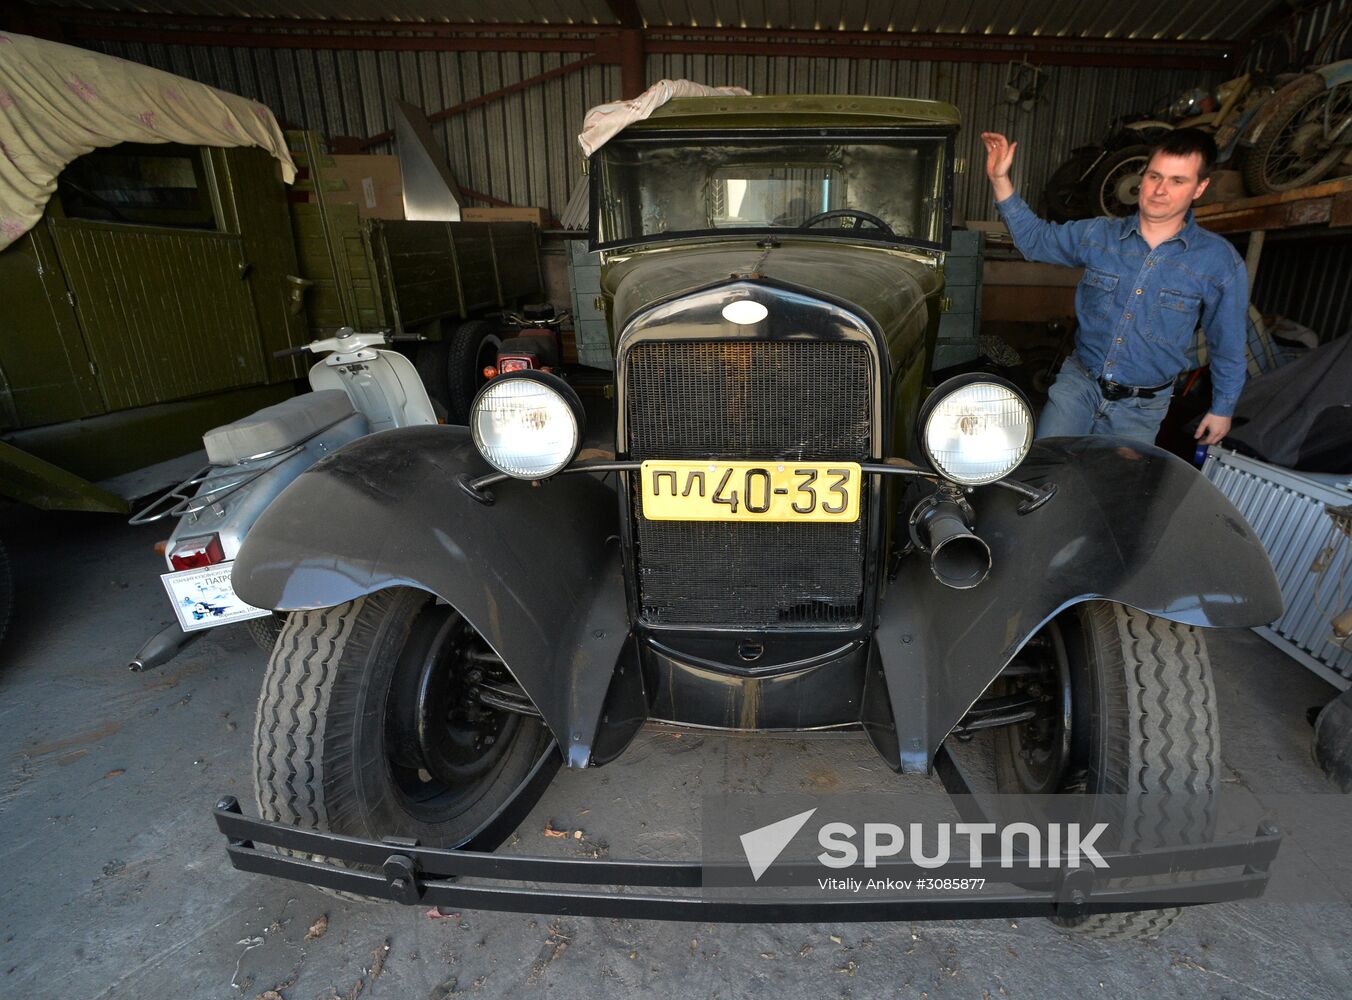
[918, 375, 1034, 485]
[470, 371, 585, 480]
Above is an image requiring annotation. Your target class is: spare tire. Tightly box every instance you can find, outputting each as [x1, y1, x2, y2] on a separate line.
[447, 320, 502, 424]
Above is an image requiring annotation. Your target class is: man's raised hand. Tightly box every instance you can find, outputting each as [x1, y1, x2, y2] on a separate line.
[980, 132, 1017, 202]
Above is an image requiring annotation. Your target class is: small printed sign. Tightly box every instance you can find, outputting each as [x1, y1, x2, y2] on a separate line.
[161, 561, 271, 632]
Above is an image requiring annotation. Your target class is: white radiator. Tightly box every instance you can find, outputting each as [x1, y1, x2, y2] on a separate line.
[1202, 447, 1352, 690]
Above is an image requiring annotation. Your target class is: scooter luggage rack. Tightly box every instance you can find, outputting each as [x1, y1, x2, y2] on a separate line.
[128, 443, 305, 525]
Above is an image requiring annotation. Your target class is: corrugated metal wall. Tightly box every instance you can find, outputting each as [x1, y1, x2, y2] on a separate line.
[1251, 236, 1352, 342]
[92, 38, 1215, 224]
[94, 41, 620, 219]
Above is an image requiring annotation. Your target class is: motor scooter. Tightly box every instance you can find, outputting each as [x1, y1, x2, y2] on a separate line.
[128, 327, 439, 670]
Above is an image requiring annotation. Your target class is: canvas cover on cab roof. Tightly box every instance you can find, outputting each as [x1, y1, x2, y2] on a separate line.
[0, 32, 296, 251]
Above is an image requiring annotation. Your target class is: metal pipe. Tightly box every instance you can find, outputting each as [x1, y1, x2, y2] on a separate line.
[129, 620, 203, 672]
[915, 498, 992, 590]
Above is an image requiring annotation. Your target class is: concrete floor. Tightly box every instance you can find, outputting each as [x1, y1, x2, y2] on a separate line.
[2, 502, 1351, 1000]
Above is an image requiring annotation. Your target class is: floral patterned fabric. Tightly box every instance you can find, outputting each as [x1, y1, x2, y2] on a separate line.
[577, 79, 751, 157]
[0, 32, 295, 250]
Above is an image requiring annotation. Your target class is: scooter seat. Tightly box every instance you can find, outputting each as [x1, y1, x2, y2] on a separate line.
[203, 390, 355, 466]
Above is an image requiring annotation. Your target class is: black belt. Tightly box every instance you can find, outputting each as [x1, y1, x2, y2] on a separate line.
[1097, 375, 1173, 401]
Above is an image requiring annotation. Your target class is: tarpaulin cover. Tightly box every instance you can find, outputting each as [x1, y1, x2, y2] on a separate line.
[1226, 333, 1352, 473]
[0, 32, 296, 251]
[577, 79, 751, 157]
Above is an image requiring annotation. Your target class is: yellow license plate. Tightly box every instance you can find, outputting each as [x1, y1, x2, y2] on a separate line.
[640, 460, 861, 522]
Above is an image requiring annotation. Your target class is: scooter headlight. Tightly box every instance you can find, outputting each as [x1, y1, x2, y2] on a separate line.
[919, 375, 1034, 485]
[470, 371, 585, 480]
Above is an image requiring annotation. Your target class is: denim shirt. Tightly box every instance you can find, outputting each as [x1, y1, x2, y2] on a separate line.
[995, 193, 1249, 417]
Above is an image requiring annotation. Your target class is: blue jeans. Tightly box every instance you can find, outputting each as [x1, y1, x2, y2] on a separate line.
[1036, 357, 1173, 446]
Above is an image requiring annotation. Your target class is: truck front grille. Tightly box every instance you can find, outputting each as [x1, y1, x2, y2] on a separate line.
[624, 339, 871, 630]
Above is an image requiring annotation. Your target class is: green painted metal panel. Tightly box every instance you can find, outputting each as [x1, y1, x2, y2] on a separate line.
[376, 220, 462, 330]
[290, 202, 387, 332]
[448, 223, 500, 315]
[636, 95, 962, 130]
[0, 230, 104, 429]
[0, 439, 128, 513]
[214, 147, 311, 382]
[49, 220, 267, 411]
[2, 382, 293, 485]
[489, 223, 544, 306]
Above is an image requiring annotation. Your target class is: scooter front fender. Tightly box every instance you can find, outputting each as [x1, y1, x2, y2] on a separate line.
[232, 425, 636, 768]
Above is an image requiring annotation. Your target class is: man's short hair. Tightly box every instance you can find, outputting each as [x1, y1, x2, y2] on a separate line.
[1149, 128, 1217, 181]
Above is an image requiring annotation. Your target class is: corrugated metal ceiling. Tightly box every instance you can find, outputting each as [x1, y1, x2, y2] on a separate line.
[27, 0, 1286, 41]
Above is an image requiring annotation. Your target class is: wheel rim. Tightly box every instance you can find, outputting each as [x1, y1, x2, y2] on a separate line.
[384, 604, 521, 822]
[1099, 155, 1149, 216]
[1004, 621, 1075, 794]
[1262, 86, 1352, 190]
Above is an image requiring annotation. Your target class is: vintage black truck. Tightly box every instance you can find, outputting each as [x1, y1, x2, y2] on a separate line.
[214, 96, 1284, 938]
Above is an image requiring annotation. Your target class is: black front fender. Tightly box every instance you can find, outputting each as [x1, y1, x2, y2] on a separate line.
[867, 436, 1283, 774]
[232, 425, 636, 769]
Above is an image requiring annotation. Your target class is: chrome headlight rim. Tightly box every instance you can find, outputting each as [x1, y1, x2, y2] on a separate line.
[916, 373, 1035, 486]
[469, 370, 586, 481]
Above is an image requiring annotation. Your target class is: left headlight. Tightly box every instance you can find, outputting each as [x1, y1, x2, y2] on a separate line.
[470, 371, 585, 480]
[918, 375, 1034, 485]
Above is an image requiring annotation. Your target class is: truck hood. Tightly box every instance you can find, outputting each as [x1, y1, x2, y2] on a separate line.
[605, 241, 942, 337]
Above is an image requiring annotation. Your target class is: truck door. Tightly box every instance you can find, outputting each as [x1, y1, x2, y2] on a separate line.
[43, 143, 292, 412]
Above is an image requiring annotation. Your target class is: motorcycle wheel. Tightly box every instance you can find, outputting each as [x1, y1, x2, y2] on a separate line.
[447, 320, 502, 424]
[1243, 75, 1352, 194]
[1042, 147, 1102, 221]
[1088, 145, 1154, 217]
[993, 601, 1219, 940]
[246, 612, 286, 653]
[254, 588, 553, 899]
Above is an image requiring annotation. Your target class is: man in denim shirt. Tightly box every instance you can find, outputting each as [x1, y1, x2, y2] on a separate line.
[981, 128, 1247, 447]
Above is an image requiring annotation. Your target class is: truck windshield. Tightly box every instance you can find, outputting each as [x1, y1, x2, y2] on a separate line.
[593, 131, 949, 250]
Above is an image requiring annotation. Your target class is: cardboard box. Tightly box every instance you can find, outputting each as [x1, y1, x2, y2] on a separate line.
[461, 206, 550, 227]
[319, 155, 404, 220]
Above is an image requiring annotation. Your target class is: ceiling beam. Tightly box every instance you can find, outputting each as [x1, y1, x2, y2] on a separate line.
[24, 8, 1238, 68]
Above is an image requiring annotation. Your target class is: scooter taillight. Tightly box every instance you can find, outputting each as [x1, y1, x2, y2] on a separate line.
[169, 534, 225, 570]
[498, 356, 535, 374]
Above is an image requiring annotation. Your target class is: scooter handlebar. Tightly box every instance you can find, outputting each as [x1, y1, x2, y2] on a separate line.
[272, 345, 311, 359]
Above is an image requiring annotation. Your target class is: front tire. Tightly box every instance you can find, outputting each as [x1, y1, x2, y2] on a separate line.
[1089, 145, 1154, 217]
[995, 601, 1219, 939]
[253, 588, 551, 892]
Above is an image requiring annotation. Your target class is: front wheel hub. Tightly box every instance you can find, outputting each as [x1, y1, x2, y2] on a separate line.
[1004, 626, 1075, 794]
[386, 607, 520, 816]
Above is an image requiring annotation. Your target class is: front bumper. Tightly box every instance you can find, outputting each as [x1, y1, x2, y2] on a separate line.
[214, 748, 1282, 922]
